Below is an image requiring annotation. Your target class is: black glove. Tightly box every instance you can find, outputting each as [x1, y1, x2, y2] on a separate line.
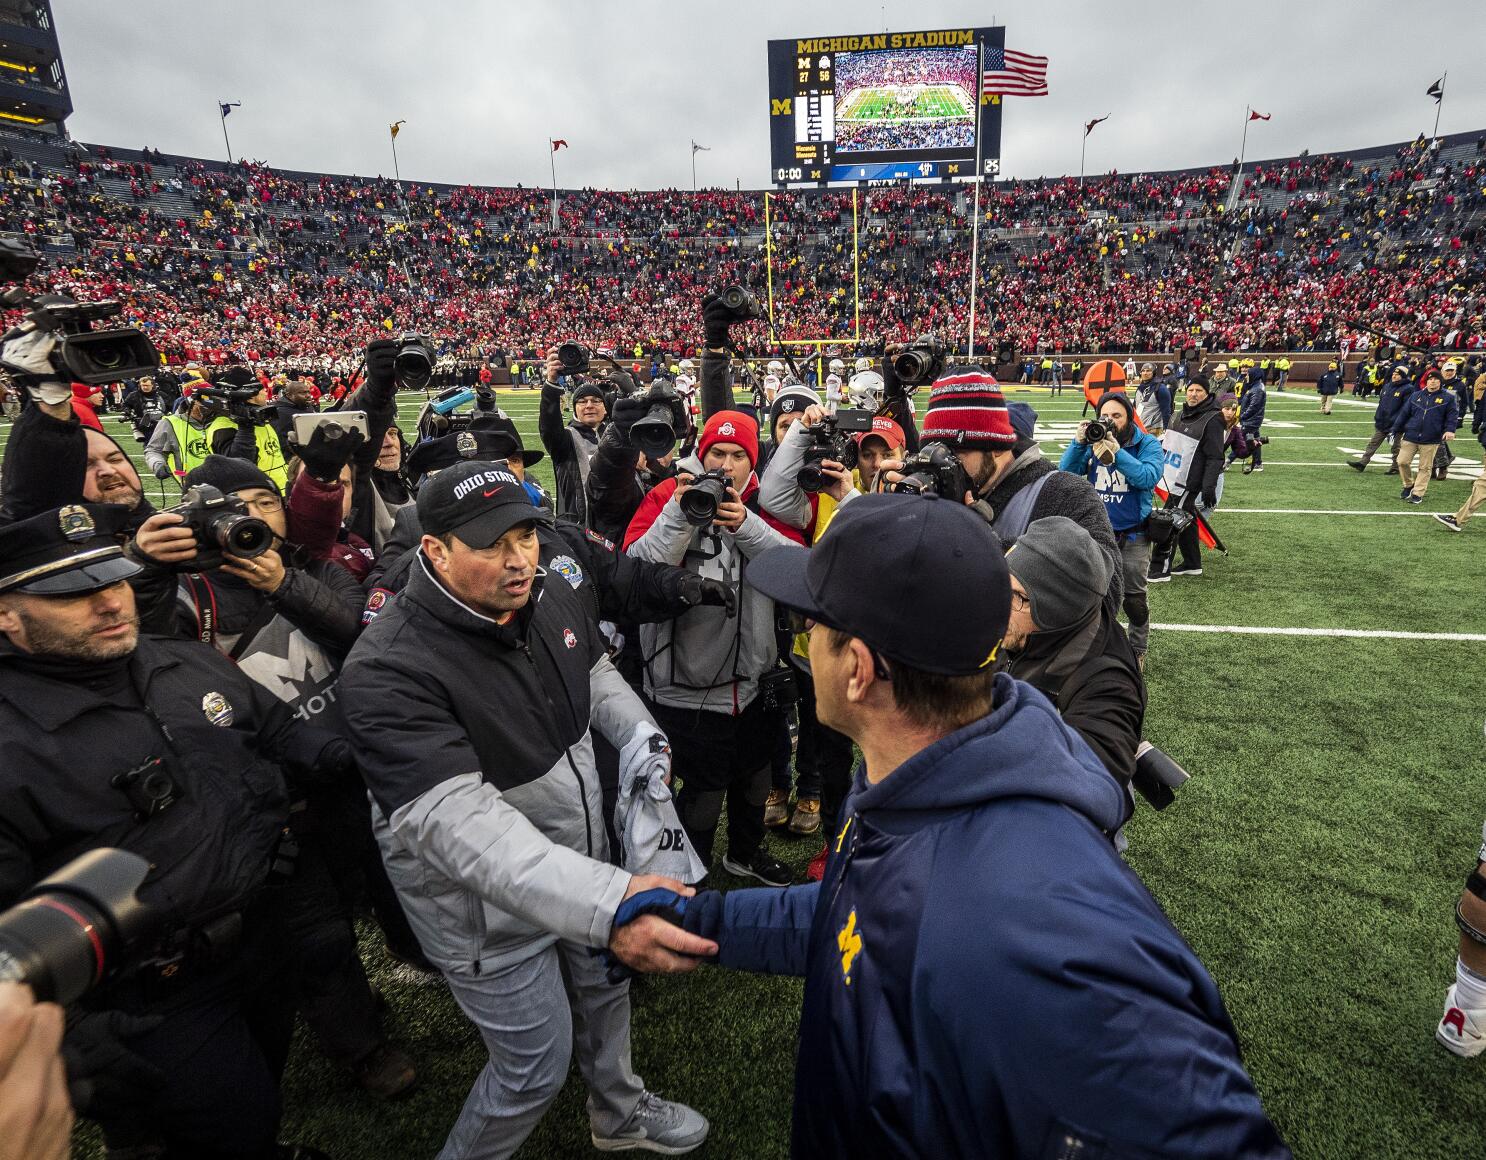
[1201, 491, 1217, 510]
[609, 397, 648, 443]
[288, 423, 367, 483]
[363, 339, 399, 403]
[63, 1009, 165, 1120]
[153, 463, 172, 480]
[702, 292, 733, 350]
[606, 370, 637, 397]
[679, 573, 737, 617]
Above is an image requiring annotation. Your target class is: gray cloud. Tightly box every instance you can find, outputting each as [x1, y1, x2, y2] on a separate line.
[59, 0, 1486, 189]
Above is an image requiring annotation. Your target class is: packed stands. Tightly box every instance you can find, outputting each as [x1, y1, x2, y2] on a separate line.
[0, 126, 1481, 367]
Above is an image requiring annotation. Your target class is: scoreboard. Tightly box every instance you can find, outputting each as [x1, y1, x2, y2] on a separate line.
[766, 26, 1004, 185]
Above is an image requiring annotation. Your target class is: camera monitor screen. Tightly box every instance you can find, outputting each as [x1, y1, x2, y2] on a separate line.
[767, 26, 1004, 184]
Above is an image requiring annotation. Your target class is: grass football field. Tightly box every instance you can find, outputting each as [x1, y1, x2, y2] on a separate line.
[837, 84, 972, 122]
[63, 383, 1486, 1159]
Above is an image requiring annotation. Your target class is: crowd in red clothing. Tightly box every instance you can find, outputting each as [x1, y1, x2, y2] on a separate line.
[0, 131, 1479, 368]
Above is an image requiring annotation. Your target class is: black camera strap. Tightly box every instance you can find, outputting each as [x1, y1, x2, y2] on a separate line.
[180, 573, 278, 659]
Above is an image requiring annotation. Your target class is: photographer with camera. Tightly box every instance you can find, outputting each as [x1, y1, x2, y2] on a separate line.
[142, 386, 237, 485]
[644, 493, 1285, 1158]
[0, 503, 347, 1157]
[1149, 375, 1226, 583]
[890, 369, 1124, 611]
[624, 410, 801, 886]
[1134, 363, 1173, 436]
[697, 287, 765, 422]
[267, 377, 319, 453]
[1058, 392, 1165, 663]
[120, 375, 167, 444]
[586, 380, 690, 546]
[540, 348, 608, 523]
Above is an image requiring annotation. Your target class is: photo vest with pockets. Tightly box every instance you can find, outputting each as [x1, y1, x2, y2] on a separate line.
[165, 414, 234, 474]
[1159, 407, 1219, 502]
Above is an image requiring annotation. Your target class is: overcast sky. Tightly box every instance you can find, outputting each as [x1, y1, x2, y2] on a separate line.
[59, 0, 1486, 190]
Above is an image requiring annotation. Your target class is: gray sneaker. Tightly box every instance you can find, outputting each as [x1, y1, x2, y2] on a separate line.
[593, 1091, 709, 1154]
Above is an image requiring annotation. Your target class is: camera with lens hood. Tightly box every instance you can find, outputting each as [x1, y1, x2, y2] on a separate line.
[630, 383, 688, 459]
[164, 484, 275, 569]
[0, 848, 156, 1005]
[678, 468, 732, 526]
[393, 332, 434, 390]
[556, 341, 592, 376]
[888, 336, 946, 387]
[1083, 419, 1109, 444]
[890, 441, 972, 500]
[797, 409, 873, 493]
[717, 285, 763, 323]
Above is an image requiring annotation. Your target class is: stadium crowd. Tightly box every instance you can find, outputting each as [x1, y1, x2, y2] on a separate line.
[0, 131, 1477, 371]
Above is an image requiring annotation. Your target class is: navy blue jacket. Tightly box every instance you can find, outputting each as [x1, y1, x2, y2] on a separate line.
[1393, 386, 1460, 444]
[1374, 380, 1416, 431]
[1239, 381, 1267, 429]
[1316, 370, 1342, 396]
[692, 677, 1288, 1159]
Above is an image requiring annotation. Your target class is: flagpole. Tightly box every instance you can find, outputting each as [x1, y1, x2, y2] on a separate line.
[1080, 125, 1086, 189]
[549, 141, 559, 234]
[691, 141, 697, 193]
[388, 122, 416, 295]
[1239, 105, 1249, 172]
[218, 101, 235, 164]
[1433, 71, 1446, 139]
[966, 38, 985, 359]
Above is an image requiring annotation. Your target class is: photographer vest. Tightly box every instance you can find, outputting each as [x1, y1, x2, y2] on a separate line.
[165, 414, 234, 475]
[1159, 406, 1220, 502]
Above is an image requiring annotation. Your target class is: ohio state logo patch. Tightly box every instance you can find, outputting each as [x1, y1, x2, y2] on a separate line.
[562, 628, 578, 649]
[718, 422, 736, 437]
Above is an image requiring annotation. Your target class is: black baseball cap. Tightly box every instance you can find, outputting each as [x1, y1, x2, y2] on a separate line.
[748, 492, 1010, 676]
[0, 503, 142, 596]
[416, 461, 551, 548]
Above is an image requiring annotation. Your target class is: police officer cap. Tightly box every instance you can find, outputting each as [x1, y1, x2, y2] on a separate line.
[0, 503, 141, 596]
[407, 415, 544, 480]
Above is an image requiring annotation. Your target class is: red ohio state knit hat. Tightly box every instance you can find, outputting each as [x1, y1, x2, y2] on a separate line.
[698, 410, 759, 467]
[921, 368, 1017, 450]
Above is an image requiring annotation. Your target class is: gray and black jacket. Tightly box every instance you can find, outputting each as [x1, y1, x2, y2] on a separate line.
[540, 384, 601, 523]
[340, 554, 653, 974]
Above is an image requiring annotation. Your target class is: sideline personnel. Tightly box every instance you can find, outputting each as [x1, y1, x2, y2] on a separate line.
[657, 494, 1289, 1158]
[340, 463, 711, 1159]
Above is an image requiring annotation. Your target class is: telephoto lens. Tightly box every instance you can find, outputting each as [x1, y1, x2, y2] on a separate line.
[719, 285, 762, 320]
[1131, 741, 1192, 811]
[556, 341, 591, 375]
[393, 333, 434, 391]
[0, 849, 155, 1005]
[678, 470, 730, 526]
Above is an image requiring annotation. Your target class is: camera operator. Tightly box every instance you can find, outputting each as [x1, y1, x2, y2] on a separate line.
[1149, 375, 1226, 583]
[1134, 363, 1173, 436]
[624, 411, 801, 886]
[120, 375, 167, 444]
[0, 504, 345, 1157]
[1059, 391, 1165, 663]
[893, 369, 1123, 611]
[142, 387, 236, 485]
[340, 464, 713, 1157]
[586, 381, 688, 546]
[540, 350, 607, 522]
[266, 376, 319, 453]
[648, 494, 1285, 1158]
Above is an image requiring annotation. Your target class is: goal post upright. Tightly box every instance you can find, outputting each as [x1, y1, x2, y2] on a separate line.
[763, 187, 862, 350]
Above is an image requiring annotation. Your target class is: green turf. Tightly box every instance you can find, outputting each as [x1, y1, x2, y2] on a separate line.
[838, 84, 971, 122]
[60, 386, 1486, 1158]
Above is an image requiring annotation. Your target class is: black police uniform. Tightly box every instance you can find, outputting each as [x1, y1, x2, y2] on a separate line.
[0, 504, 335, 1158]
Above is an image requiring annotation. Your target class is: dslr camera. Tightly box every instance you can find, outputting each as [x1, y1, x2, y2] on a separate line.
[890, 441, 972, 500]
[678, 468, 733, 526]
[798, 409, 874, 493]
[0, 848, 155, 1005]
[194, 383, 266, 424]
[717, 284, 763, 323]
[393, 332, 434, 390]
[630, 383, 688, 459]
[1083, 419, 1109, 443]
[888, 336, 946, 387]
[556, 341, 592, 376]
[164, 484, 275, 568]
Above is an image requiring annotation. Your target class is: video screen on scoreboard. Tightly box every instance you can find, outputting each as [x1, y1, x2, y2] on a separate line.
[767, 27, 1004, 184]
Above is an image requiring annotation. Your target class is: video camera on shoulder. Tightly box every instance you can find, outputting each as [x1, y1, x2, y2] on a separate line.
[888, 336, 946, 387]
[194, 383, 266, 424]
[890, 441, 972, 500]
[164, 484, 275, 569]
[798, 408, 873, 493]
[0, 848, 156, 1005]
[0, 239, 159, 390]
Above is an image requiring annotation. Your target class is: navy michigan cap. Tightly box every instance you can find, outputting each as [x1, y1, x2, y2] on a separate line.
[0, 503, 142, 596]
[748, 492, 1011, 676]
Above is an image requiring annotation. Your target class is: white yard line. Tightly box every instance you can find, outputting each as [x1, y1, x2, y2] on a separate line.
[1153, 623, 1486, 642]
[1218, 507, 1451, 516]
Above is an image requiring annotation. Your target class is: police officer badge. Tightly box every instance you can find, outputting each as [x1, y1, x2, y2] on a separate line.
[456, 431, 479, 458]
[57, 504, 95, 542]
[201, 691, 234, 727]
[549, 554, 584, 589]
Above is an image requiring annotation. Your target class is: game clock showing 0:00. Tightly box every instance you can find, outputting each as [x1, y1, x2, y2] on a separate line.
[766, 25, 1004, 185]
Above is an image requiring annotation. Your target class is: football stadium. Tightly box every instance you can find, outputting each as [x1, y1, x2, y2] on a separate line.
[0, 3, 1483, 1159]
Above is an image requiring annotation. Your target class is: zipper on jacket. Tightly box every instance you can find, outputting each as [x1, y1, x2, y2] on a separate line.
[520, 641, 595, 857]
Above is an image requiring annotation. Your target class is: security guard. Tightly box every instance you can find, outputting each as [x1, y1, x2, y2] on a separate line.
[0, 503, 336, 1159]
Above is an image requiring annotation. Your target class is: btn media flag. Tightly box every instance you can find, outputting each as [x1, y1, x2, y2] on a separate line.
[982, 46, 1048, 97]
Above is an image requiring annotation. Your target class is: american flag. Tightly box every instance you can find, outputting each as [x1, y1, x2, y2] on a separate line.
[982, 46, 1049, 97]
